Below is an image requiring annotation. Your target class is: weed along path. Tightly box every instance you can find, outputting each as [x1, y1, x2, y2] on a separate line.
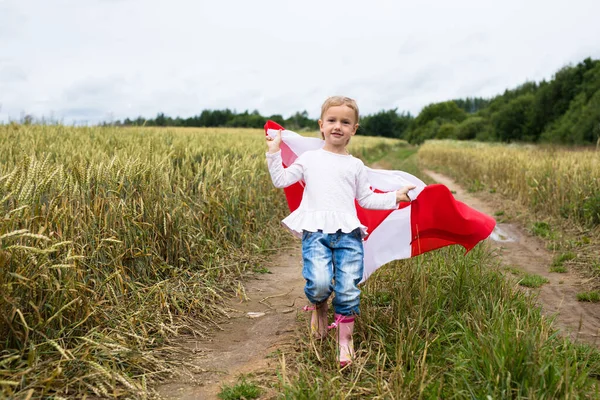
[424, 169, 600, 346]
[155, 247, 305, 399]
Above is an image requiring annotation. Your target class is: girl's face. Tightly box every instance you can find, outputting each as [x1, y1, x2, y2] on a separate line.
[318, 105, 358, 153]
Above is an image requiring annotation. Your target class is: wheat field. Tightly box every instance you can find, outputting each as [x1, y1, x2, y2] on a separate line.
[418, 140, 600, 228]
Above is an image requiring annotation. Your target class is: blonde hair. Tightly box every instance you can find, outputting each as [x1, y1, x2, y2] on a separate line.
[320, 96, 360, 124]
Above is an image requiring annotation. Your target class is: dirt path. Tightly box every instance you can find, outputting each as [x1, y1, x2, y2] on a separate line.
[425, 169, 600, 345]
[155, 247, 305, 399]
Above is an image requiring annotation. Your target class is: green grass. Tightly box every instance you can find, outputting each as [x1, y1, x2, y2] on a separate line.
[549, 251, 576, 273]
[550, 265, 568, 273]
[218, 377, 261, 400]
[356, 140, 412, 165]
[531, 221, 552, 238]
[467, 179, 485, 192]
[252, 266, 272, 274]
[502, 265, 522, 275]
[519, 274, 550, 288]
[279, 246, 600, 398]
[552, 251, 576, 267]
[577, 236, 592, 246]
[577, 291, 600, 303]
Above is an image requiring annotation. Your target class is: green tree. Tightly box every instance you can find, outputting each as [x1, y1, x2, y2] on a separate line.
[406, 120, 441, 144]
[491, 94, 535, 142]
[413, 101, 468, 129]
[541, 89, 600, 144]
[528, 58, 599, 141]
[285, 111, 315, 130]
[455, 117, 491, 140]
[359, 109, 413, 139]
[452, 97, 491, 113]
[155, 113, 167, 127]
[405, 101, 466, 143]
[436, 122, 458, 139]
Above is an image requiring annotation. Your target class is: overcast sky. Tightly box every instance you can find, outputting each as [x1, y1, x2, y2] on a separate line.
[1, 0, 599, 125]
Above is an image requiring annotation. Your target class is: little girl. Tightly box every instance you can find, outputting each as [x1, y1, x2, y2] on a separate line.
[265, 96, 414, 367]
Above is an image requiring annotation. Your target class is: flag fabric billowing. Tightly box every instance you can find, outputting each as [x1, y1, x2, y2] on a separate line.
[264, 120, 496, 282]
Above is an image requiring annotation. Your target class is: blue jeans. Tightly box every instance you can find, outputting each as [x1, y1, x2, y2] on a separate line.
[301, 228, 364, 316]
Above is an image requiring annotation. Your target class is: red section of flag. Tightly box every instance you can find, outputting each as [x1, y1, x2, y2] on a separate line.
[410, 184, 496, 256]
[264, 120, 285, 133]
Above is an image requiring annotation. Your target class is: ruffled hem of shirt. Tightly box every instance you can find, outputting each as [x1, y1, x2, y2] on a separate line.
[281, 210, 368, 239]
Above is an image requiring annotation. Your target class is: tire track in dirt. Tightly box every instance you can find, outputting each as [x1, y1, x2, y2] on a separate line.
[155, 247, 305, 399]
[425, 169, 600, 346]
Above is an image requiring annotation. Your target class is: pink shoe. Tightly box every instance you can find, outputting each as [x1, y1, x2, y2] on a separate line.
[303, 302, 329, 339]
[329, 313, 355, 367]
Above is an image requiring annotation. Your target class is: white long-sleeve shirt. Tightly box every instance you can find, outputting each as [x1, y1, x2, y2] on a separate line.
[266, 148, 397, 238]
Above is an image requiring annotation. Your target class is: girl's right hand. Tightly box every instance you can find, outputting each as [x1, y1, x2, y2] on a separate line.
[266, 129, 283, 153]
[395, 185, 416, 203]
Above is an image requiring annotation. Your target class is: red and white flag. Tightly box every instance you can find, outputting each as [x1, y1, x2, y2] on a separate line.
[265, 120, 496, 282]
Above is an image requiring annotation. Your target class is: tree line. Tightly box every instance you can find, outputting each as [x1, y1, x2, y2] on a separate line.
[112, 57, 600, 145]
[404, 57, 600, 145]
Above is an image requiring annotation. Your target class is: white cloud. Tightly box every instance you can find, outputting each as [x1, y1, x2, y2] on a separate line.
[1, 0, 599, 124]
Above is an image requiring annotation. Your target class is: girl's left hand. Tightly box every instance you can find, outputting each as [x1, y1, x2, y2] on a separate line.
[395, 185, 416, 203]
